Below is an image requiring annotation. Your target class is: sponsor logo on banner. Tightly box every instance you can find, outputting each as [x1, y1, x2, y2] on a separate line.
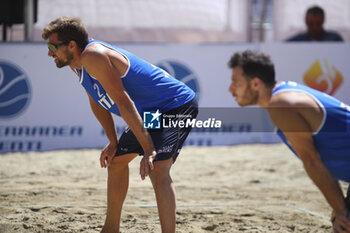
[303, 59, 343, 95]
[0, 61, 84, 153]
[0, 125, 83, 152]
[156, 60, 200, 100]
[0, 60, 31, 118]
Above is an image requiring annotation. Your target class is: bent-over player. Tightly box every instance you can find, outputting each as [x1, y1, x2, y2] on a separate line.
[228, 50, 350, 233]
[42, 17, 198, 233]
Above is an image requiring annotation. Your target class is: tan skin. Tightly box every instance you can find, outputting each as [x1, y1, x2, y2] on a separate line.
[47, 33, 177, 233]
[229, 67, 350, 233]
[47, 32, 156, 177]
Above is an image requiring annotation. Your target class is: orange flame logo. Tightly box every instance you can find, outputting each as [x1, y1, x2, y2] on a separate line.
[303, 59, 343, 95]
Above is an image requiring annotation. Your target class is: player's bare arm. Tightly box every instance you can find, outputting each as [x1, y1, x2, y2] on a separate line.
[268, 93, 348, 218]
[81, 44, 156, 178]
[71, 65, 119, 168]
[87, 92, 118, 168]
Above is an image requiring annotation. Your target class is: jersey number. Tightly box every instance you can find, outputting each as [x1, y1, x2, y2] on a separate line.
[93, 84, 115, 109]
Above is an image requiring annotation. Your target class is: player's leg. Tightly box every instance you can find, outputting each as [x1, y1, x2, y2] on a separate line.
[101, 127, 143, 233]
[149, 158, 176, 233]
[101, 152, 138, 233]
[147, 99, 198, 233]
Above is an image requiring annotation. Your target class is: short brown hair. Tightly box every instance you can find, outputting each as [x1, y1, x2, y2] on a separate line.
[228, 50, 276, 88]
[42, 17, 89, 50]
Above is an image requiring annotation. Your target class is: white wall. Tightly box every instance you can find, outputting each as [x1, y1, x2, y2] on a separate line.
[1, 0, 249, 43]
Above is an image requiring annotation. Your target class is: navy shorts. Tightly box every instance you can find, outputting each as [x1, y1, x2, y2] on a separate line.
[115, 98, 198, 162]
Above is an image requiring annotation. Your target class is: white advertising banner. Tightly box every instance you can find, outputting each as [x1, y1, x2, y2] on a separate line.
[0, 43, 108, 152]
[2, 42, 348, 153]
[262, 43, 350, 104]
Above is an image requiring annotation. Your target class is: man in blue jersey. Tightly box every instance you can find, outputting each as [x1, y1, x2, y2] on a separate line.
[42, 17, 197, 233]
[227, 50, 350, 232]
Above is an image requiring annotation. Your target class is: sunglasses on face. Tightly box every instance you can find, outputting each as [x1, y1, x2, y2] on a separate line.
[47, 42, 68, 53]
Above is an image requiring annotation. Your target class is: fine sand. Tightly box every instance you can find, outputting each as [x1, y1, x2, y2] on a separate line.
[0, 144, 348, 233]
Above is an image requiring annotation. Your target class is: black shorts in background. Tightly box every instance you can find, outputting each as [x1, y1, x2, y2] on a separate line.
[115, 99, 198, 163]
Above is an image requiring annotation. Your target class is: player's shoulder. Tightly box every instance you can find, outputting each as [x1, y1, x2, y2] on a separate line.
[82, 43, 105, 58]
[271, 84, 318, 106]
[269, 92, 295, 108]
[82, 42, 126, 65]
[267, 93, 303, 125]
[81, 43, 109, 67]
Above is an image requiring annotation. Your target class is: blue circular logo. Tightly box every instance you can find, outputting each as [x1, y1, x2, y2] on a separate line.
[157, 60, 200, 100]
[0, 61, 31, 118]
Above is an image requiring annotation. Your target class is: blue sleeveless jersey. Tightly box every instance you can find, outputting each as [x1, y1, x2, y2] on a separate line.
[272, 81, 350, 182]
[75, 39, 195, 116]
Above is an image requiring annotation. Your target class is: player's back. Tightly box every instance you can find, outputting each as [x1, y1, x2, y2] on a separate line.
[273, 81, 350, 182]
[77, 39, 195, 116]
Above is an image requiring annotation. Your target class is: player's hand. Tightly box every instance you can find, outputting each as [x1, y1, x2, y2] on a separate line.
[332, 210, 350, 233]
[140, 150, 157, 180]
[100, 142, 117, 168]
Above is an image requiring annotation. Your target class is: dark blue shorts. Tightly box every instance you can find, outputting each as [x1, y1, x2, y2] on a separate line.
[115, 99, 198, 162]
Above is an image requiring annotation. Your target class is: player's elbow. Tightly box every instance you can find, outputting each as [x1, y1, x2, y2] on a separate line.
[115, 91, 135, 109]
[301, 156, 323, 171]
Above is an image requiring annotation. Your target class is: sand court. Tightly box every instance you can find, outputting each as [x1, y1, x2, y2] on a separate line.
[1, 144, 347, 232]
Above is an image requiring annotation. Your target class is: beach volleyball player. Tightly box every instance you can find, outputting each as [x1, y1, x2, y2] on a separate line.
[227, 50, 350, 232]
[42, 17, 197, 233]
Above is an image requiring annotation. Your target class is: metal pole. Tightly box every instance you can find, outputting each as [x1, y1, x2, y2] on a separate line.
[247, 0, 253, 42]
[24, 0, 34, 41]
[225, 0, 232, 31]
[259, 0, 268, 42]
[2, 24, 7, 41]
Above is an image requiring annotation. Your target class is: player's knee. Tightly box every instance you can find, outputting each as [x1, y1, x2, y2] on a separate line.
[149, 160, 172, 181]
[149, 168, 168, 181]
[108, 160, 127, 172]
[108, 153, 136, 170]
[149, 171, 171, 188]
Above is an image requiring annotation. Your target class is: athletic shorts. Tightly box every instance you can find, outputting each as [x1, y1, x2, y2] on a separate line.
[115, 98, 198, 162]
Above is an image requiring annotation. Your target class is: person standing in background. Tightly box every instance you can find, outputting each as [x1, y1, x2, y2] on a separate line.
[286, 6, 343, 42]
